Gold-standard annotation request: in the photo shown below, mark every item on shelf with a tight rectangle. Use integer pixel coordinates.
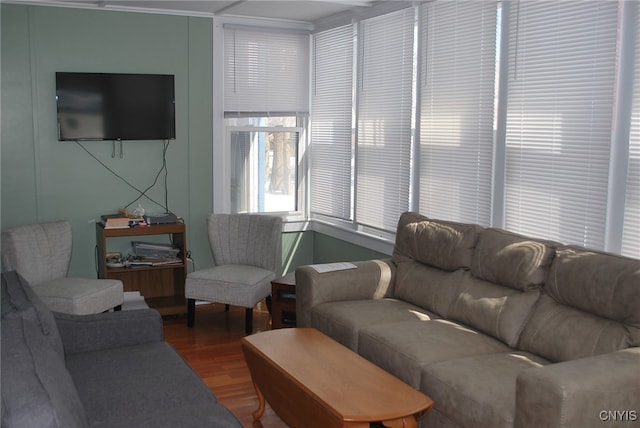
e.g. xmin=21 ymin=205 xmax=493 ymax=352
xmin=106 ymin=252 xmax=124 ymax=268
xmin=132 ymin=241 xmax=181 ymax=259
xmin=101 ymin=215 xmax=131 ymax=229
xmin=145 ymin=212 xmax=178 ymax=225
xmin=126 ymin=255 xmax=181 ymax=267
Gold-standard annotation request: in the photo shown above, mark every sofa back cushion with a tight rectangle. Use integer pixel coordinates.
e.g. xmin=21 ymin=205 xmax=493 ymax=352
xmin=448 ymin=272 xmax=542 ymax=347
xmin=519 ymin=246 xmax=640 ymax=362
xmin=442 ymin=229 xmax=555 ymax=347
xmin=1 ymin=274 xmax=88 ymax=428
xmin=1 ymin=271 xmax=64 ymax=357
xmin=394 ymin=262 xmax=466 ymax=318
xmin=393 ymin=212 xmax=481 ymax=271
xmin=471 ymin=228 xmax=557 ymax=291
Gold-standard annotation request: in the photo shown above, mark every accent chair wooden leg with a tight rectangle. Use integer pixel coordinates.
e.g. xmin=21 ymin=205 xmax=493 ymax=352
xmin=225 ymin=304 xmax=230 ymax=312
xmin=245 ymin=307 xmax=253 ymax=335
xmin=187 ymin=298 xmax=196 ymax=327
xmin=114 ymin=305 xmax=122 ymax=311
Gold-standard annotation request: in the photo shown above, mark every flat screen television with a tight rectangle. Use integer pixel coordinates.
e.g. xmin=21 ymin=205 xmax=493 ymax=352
xmin=56 ymin=72 xmax=176 ymax=141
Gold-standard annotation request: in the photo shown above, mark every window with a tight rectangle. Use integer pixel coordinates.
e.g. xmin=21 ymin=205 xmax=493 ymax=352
xmin=228 ymin=117 xmax=301 ymax=213
xmin=223 ymin=26 xmax=309 ymax=214
xmin=308 ymin=0 xmax=639 ymax=255
xmin=504 ymin=1 xmax=619 ymax=248
xmin=418 ymin=1 xmax=497 ymax=224
xmin=622 ymin=2 xmax=640 ymax=258
xmin=356 ymin=8 xmax=415 ymax=232
xmin=311 ymin=24 xmax=354 ymax=221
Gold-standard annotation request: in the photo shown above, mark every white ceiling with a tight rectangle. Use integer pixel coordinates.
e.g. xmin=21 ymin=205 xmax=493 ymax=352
xmin=9 ymin=0 xmax=383 ymax=23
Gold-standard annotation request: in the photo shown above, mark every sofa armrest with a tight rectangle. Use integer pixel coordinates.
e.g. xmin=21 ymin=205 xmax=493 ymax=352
xmin=295 ymin=259 xmax=396 ymax=327
xmin=55 ymin=308 xmax=163 ymax=355
xmin=515 ymin=347 xmax=640 ymax=427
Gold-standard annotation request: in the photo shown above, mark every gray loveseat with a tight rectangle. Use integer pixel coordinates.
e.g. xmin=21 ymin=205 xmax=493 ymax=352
xmin=296 ymin=211 xmax=640 ymax=428
xmin=1 ymin=270 xmax=242 ymax=428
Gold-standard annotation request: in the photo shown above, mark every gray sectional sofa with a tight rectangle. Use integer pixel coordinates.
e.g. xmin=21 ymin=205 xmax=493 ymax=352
xmin=296 ymin=211 xmax=640 ymax=428
xmin=1 ymin=270 xmax=242 ymax=428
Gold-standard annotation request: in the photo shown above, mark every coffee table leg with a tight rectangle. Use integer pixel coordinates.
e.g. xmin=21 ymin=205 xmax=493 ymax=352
xmin=251 ymin=382 xmax=266 ymax=421
xmin=382 ymin=416 xmax=417 ymax=428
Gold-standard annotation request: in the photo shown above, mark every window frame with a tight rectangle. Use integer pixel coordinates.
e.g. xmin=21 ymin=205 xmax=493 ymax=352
xmin=226 ymin=121 xmax=305 ymax=215
xmin=213 ymin=16 xmax=311 ymax=224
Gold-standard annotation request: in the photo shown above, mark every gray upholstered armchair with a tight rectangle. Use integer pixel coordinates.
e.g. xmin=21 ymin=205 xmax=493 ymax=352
xmin=185 ymin=213 xmax=282 ymax=335
xmin=1 ymin=220 xmax=123 ymax=314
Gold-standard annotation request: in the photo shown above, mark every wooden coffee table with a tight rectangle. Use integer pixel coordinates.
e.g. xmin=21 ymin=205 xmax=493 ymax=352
xmin=241 ymin=328 xmax=434 ymax=428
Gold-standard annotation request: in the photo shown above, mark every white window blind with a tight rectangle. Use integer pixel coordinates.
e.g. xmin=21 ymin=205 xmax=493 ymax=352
xmin=356 ymin=8 xmax=415 ymax=231
xmin=418 ymin=1 xmax=497 ymax=225
xmin=310 ymin=24 xmax=354 ymax=220
xmin=504 ymin=1 xmax=619 ymax=248
xmin=224 ymin=28 xmax=309 ymax=114
xmin=622 ymin=7 xmax=640 ymax=258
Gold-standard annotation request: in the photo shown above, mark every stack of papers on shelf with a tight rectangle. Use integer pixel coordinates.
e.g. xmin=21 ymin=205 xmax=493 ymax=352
xmin=132 ymin=241 xmax=180 ymax=259
xmin=125 ymin=258 xmax=181 ymax=267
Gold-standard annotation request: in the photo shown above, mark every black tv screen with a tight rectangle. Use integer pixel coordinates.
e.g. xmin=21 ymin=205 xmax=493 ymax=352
xmin=56 ymin=72 xmax=176 ymax=141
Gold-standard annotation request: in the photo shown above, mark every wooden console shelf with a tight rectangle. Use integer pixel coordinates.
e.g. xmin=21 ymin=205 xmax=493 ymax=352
xmin=96 ymin=222 xmax=187 ymax=316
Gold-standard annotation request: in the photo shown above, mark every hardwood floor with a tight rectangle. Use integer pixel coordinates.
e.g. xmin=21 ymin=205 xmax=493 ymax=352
xmin=163 ymin=302 xmax=289 ymax=428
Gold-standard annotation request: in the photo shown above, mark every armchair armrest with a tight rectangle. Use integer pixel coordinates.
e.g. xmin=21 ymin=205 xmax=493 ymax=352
xmin=295 ymin=259 xmax=396 ymax=327
xmin=55 ymin=308 xmax=163 ymax=355
xmin=515 ymin=348 xmax=640 ymax=427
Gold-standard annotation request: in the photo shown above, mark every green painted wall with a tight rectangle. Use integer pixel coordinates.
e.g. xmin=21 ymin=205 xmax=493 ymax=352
xmin=0 ymin=4 xmax=386 ymax=280
xmin=1 ymin=4 xmax=215 ymax=277
xmin=282 ymin=231 xmax=314 ymax=275
xmin=312 ymin=232 xmax=390 ymax=264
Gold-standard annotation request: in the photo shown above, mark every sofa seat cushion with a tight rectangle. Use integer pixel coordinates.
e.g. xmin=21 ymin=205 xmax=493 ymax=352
xmin=311 ymin=298 xmax=436 ymax=350
xmin=358 ymin=319 xmax=511 ymax=388
xmin=65 ymin=342 xmax=241 ymax=428
xmin=420 ymin=352 xmax=549 ymax=428
xmin=186 ymin=264 xmax=274 ymax=307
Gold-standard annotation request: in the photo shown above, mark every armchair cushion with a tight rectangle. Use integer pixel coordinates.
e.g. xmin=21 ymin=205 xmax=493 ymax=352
xmin=33 ymin=277 xmax=123 ymax=316
xmin=186 ymin=264 xmax=274 ymax=307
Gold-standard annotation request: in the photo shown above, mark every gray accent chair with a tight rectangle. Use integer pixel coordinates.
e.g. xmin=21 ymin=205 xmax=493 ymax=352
xmin=186 ymin=213 xmax=282 ymax=335
xmin=1 ymin=220 xmax=123 ymax=315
